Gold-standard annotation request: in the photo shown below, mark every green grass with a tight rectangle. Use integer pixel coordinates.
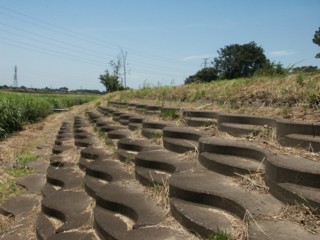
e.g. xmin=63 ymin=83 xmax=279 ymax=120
xmin=207 ymin=229 xmax=230 ymax=240
xmin=7 ymin=152 xmax=37 ymax=178
xmin=151 ymin=131 xmax=163 ymax=139
xmin=161 ymin=109 xmax=179 ymax=120
xmin=93 ymin=125 xmax=114 ymax=147
xmin=104 ymin=135 xmax=114 ymax=147
xmin=0 ymin=151 xmax=37 ymax=208
xmin=0 ymin=91 xmax=97 ymax=139
xmin=0 ymin=151 xmax=37 ymax=209
xmin=0 ymin=178 xmax=25 ymax=206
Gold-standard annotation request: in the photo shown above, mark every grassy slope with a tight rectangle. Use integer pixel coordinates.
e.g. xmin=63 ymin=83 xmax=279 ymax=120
xmin=104 ymin=73 xmax=320 ymax=121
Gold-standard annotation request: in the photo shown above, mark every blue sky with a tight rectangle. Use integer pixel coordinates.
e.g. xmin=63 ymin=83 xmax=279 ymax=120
xmin=0 ymin=0 xmax=319 ymax=90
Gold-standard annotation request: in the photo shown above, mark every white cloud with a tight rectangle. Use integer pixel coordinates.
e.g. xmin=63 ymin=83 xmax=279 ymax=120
xmin=269 ymin=50 xmax=297 ymax=57
xmin=181 ymin=55 xmax=211 ymax=61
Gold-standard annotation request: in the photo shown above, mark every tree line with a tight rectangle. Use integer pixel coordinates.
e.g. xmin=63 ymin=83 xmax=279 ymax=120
xmin=99 ymin=27 xmax=320 ymax=91
xmin=185 ymin=27 xmax=320 ymax=84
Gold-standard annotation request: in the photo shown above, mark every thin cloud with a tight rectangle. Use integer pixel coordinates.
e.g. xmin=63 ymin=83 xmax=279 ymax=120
xmin=181 ymin=55 xmax=211 ymax=61
xmin=269 ymin=50 xmax=297 ymax=57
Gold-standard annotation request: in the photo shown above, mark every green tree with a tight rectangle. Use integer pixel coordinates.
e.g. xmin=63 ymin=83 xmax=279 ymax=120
xmin=99 ymin=59 xmax=124 ymax=93
xmin=185 ymin=67 xmax=219 ymax=84
xmin=254 ymin=60 xmax=287 ymax=77
xmin=292 ymin=65 xmax=319 ymax=73
xmin=213 ymin=41 xmax=268 ymax=79
xmin=313 ymin=27 xmax=320 ymax=58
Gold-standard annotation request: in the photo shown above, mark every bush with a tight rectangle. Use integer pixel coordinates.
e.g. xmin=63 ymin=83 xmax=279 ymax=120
xmin=0 ymin=91 xmax=96 ymax=139
xmin=185 ymin=67 xmax=219 ymax=84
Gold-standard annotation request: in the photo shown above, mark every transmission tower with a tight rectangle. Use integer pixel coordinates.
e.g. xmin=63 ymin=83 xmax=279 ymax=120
xmin=202 ymin=58 xmax=208 ymax=68
xmin=13 ymin=65 xmax=18 ymax=88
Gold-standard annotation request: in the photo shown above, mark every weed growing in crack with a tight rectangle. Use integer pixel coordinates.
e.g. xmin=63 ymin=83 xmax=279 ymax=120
xmin=98 ymin=129 xmax=106 ymax=139
xmin=247 ymin=125 xmax=275 ymax=143
xmin=0 ymin=178 xmax=25 ymax=206
xmin=149 ymin=178 xmax=170 ymax=213
xmin=122 ymin=154 xmax=135 ymax=174
xmin=281 ymin=107 xmax=293 ymax=119
xmin=207 ymin=229 xmax=230 ymax=240
xmin=104 ymin=136 xmax=114 ymax=147
xmin=150 ymin=131 xmax=163 ymax=145
xmin=161 ymin=109 xmax=179 ymax=120
xmin=93 ymin=125 xmax=114 ymax=147
xmin=152 ymin=131 xmax=162 ymax=139
xmin=7 ymin=152 xmax=37 ymax=178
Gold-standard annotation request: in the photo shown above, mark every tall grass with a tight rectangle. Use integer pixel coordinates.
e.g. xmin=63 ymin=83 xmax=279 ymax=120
xmin=0 ymin=91 xmax=96 ymax=139
xmin=106 ymin=73 xmax=320 ymax=109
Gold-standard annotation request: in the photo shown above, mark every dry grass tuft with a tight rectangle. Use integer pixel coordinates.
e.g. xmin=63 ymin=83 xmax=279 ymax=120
xmin=261 ymin=204 xmax=320 ymax=234
xmin=234 ymin=172 xmax=269 ymax=194
xmin=0 ymin=214 xmax=14 ymax=235
xmin=230 ymin=216 xmax=248 ymax=240
xmin=144 ymin=177 xmax=170 ymax=214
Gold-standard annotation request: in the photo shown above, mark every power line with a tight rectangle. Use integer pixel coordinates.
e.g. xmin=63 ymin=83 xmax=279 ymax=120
xmin=0 ymin=39 xmax=106 ymax=66
xmin=0 ymin=3 xmax=198 ymax=87
xmin=0 ymin=5 xmax=195 ymax=68
xmin=0 ymin=25 xmax=193 ymax=73
xmin=0 ymin=39 xmax=187 ymax=79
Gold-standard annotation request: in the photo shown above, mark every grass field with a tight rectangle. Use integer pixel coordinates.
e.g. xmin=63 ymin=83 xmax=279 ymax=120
xmin=104 ymin=73 xmax=320 ymax=120
xmin=0 ymin=91 xmax=97 ymax=139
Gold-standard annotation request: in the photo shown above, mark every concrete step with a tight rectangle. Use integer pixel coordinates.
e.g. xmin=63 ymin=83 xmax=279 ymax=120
xmin=170 ymin=197 xmax=236 ymax=238
xmin=169 ymin=170 xmax=283 ymax=219
xmin=134 ymin=149 xmax=197 ymax=186
xmin=265 ymin=154 xmax=320 ymax=211
xmin=183 ymin=110 xmax=218 ymax=127
xmin=95 ymin=182 xmax=165 ymax=228
xmin=41 ymin=190 xmax=92 ymax=233
xmin=199 ymin=137 xmax=267 ymax=176
xmin=1 ymin=194 xmax=40 ymax=217
xmin=141 ymin=120 xmax=171 ymax=138
xmin=107 ymin=129 xmax=131 ymax=140
xmin=163 ymin=126 xmax=209 ymax=153
xmin=276 ymin=119 xmax=320 ymax=152
xmin=16 ymin=174 xmax=46 ymax=194
xmin=217 ymin=113 xmax=276 ymax=137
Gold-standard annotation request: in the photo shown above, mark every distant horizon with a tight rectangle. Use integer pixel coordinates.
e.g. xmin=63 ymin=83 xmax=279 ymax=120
xmin=0 ymin=83 xmax=104 ymax=92
xmin=0 ymin=0 xmax=319 ymax=90
xmin=2 ymin=64 xmax=320 ymax=92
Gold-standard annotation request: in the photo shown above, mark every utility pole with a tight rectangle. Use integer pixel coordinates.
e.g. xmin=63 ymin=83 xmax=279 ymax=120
xmin=122 ymin=51 xmax=127 ymax=89
xmin=13 ymin=65 xmax=18 ymax=88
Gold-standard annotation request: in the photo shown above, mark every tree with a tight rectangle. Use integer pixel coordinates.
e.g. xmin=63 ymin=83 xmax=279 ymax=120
xmin=313 ymin=27 xmax=320 ymax=58
xmin=185 ymin=67 xmax=219 ymax=84
xmin=254 ymin=60 xmax=287 ymax=77
xmin=99 ymin=59 xmax=124 ymax=93
xmin=292 ymin=65 xmax=319 ymax=73
xmin=213 ymin=41 xmax=268 ymax=79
